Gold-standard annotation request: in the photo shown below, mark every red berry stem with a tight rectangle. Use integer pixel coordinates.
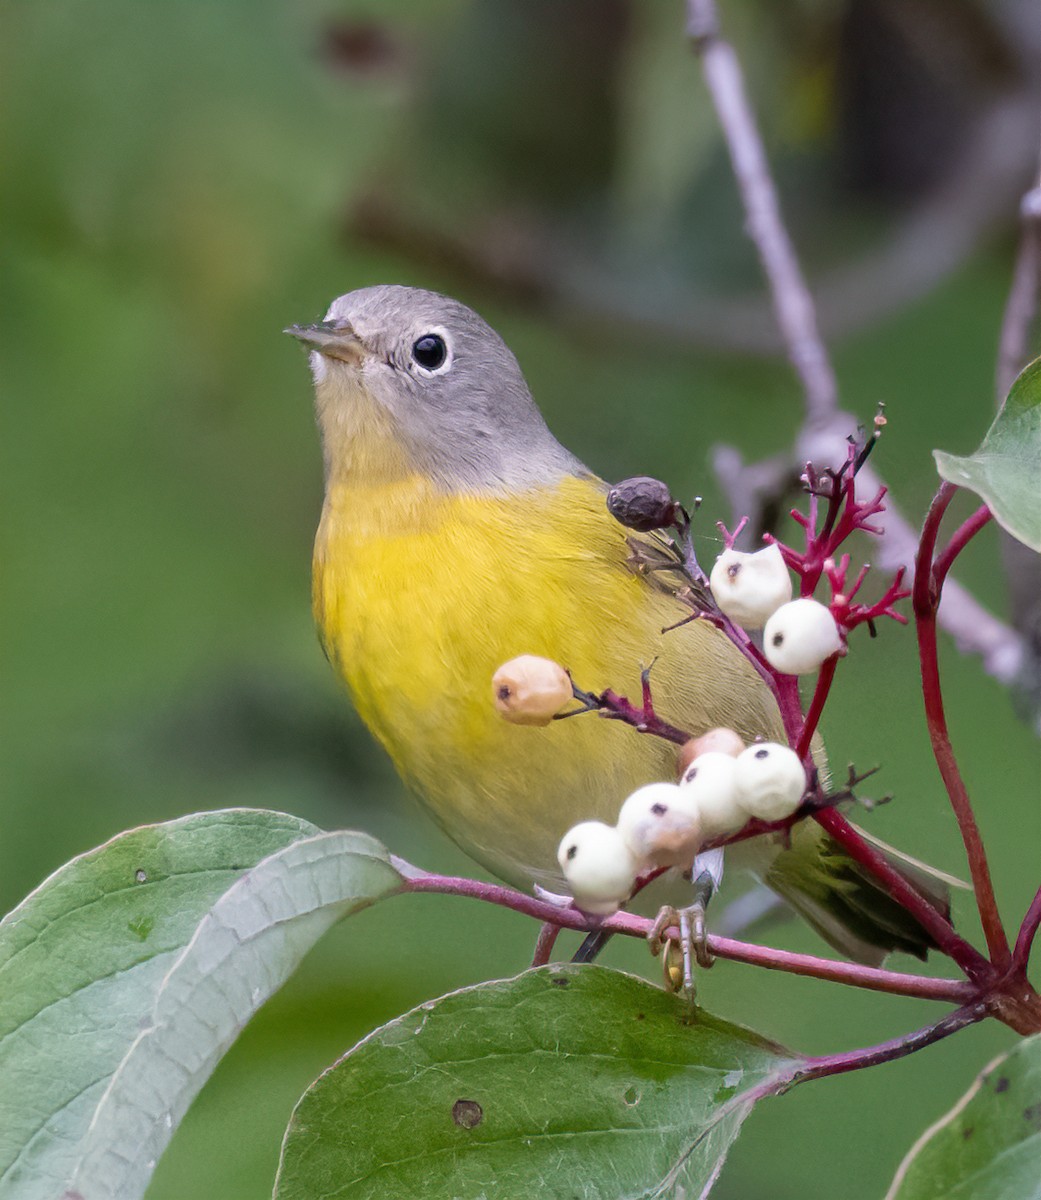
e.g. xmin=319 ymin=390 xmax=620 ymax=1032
xmin=1013 ymin=884 xmax=1041 ymax=972
xmin=796 ymin=653 xmax=838 ymax=759
xmin=914 ymin=482 xmax=1011 ymax=968
xmin=932 ymin=503 xmax=993 ymax=591
xmin=813 ymin=806 xmax=991 ymax=980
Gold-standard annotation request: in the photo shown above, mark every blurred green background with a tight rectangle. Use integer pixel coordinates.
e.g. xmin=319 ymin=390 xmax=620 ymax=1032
xmin=2 ymin=0 xmax=1039 ymax=1196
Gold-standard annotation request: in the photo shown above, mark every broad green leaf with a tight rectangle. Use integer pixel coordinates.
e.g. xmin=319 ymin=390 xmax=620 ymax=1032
xmin=65 ymin=827 xmax=401 ymax=1200
xmin=934 ymin=357 xmax=1041 ymax=551
xmin=0 ymin=809 xmax=315 ymax=1199
xmin=0 ymin=810 xmax=403 ymax=1200
xmin=886 ymin=1034 xmax=1041 ymax=1200
xmin=274 ymin=964 xmax=799 ymax=1200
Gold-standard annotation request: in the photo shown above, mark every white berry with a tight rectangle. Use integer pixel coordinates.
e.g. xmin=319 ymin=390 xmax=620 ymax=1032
xmin=616 ymin=782 xmax=702 ymax=870
xmin=557 ymin=821 xmax=639 ymax=915
xmin=492 ymin=655 xmax=573 ymax=725
xmin=734 ymin=742 xmax=806 ymax=822
xmin=709 ymin=543 xmax=793 ymax=629
xmin=763 ymin=598 xmax=842 ymax=675
xmin=678 ymin=751 xmax=745 ymax=838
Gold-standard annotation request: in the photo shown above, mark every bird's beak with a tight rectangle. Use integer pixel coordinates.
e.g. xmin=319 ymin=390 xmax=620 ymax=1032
xmin=284 ymin=320 xmax=367 ymax=366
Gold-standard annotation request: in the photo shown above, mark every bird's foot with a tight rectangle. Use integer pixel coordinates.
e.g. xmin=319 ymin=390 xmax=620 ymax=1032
xmin=648 ymin=899 xmax=714 ymax=995
xmin=647 ymin=864 xmax=719 ymax=995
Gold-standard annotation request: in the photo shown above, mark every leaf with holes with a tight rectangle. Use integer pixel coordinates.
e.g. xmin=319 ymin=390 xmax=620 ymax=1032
xmin=0 ymin=810 xmax=402 ymax=1200
xmin=274 ymin=964 xmax=799 ymax=1200
xmin=934 ymin=357 xmax=1041 ymax=551
xmin=885 ymin=1034 xmax=1041 ymax=1200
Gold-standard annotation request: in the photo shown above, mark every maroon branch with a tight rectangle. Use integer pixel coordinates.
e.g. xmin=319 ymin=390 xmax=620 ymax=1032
xmin=562 ymin=669 xmax=691 ymax=746
xmin=659 ymin=1000 xmax=987 ymax=1192
xmin=791 ymin=1001 xmax=988 ymax=1086
xmin=391 ymin=860 xmax=972 ymax=1005
xmin=796 ymin=655 xmax=838 ymax=759
xmin=814 ymin=805 xmax=990 ymax=981
xmin=1014 ymin=885 xmax=1041 ymax=972
xmin=531 ymin=922 xmax=562 ymax=968
xmin=914 ymin=483 xmax=1011 ymax=968
xmin=933 ymin=505 xmax=994 ymax=591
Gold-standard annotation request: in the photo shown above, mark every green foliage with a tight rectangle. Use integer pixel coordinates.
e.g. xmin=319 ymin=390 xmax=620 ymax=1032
xmin=885 ymin=1034 xmax=1041 ymax=1200
xmin=0 ymin=812 xmax=401 ymax=1200
xmin=934 ymin=358 xmax=1041 ymax=552
xmin=274 ymin=964 xmax=798 ymax=1200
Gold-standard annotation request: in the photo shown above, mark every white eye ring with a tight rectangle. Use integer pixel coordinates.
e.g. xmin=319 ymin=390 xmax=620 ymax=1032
xmin=410 ymin=328 xmax=452 ymax=376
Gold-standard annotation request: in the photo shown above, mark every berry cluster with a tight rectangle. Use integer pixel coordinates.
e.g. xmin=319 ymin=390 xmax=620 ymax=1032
xmin=554 ymin=734 xmax=806 ymax=916
xmin=490 ymin=437 xmax=910 ymax=918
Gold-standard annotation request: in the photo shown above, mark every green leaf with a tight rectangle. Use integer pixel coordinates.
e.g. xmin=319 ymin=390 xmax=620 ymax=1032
xmin=274 ymin=964 xmax=799 ymax=1200
xmin=885 ymin=1034 xmax=1041 ymax=1200
xmin=0 ymin=810 xmax=402 ymax=1200
xmin=934 ymin=357 xmax=1041 ymax=551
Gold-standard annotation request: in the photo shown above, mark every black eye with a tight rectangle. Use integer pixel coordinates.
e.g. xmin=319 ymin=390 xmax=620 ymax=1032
xmin=412 ymin=333 xmax=447 ymax=371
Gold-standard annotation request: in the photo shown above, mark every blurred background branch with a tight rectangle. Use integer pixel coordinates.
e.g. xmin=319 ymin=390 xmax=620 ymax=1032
xmin=682 ymin=0 xmax=1036 ymax=700
xmin=343 ymin=0 xmax=1039 ymax=353
xmin=996 ymin=166 xmax=1041 ymax=717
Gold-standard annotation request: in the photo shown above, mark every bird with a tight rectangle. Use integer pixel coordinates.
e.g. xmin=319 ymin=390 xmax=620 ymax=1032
xmin=287 ymin=284 xmax=950 ymax=965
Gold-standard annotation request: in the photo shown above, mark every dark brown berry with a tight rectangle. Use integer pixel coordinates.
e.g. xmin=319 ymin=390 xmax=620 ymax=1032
xmin=606 ymin=477 xmax=681 ymax=532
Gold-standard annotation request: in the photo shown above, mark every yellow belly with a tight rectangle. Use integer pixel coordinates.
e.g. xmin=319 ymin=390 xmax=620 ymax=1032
xmin=314 ymin=473 xmax=782 ymax=890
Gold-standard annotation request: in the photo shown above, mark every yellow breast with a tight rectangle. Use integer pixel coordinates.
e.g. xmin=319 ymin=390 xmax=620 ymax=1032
xmin=314 ymin=472 xmax=781 ymax=889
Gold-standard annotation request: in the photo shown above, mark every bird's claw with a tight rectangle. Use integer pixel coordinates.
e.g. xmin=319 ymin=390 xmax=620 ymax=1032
xmin=647 ymin=899 xmax=715 ymax=995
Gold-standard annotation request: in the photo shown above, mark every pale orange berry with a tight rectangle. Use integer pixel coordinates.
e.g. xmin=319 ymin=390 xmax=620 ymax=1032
xmin=492 ymin=655 xmax=573 ymax=726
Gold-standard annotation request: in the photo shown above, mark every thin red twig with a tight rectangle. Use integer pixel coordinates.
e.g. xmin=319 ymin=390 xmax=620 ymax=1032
xmin=394 ymin=867 xmax=975 ymax=1003
xmin=663 ymin=1000 xmax=987 ymax=1187
xmin=932 ymin=505 xmax=993 ymax=591
xmin=701 ymin=934 xmax=972 ymax=1003
xmin=915 ymin=484 xmax=1011 ymax=968
xmin=1013 ymin=885 xmax=1041 ymax=971
xmin=793 ymin=1001 xmax=988 ymax=1085
xmin=813 ymin=807 xmax=990 ymax=980
xmin=796 ymin=654 xmax=838 ymax=759
xmin=531 ymin=922 xmax=561 ymax=967
xmin=564 ymin=685 xmax=691 ymax=746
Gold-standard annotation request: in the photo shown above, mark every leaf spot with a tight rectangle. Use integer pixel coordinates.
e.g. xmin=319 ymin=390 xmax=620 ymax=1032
xmin=134 ymin=869 xmax=148 ymax=883
xmin=994 ymin=1075 xmax=1010 ymax=1093
xmin=452 ymin=1099 xmax=483 ymax=1129
xmin=623 ymin=1086 xmax=640 ymax=1106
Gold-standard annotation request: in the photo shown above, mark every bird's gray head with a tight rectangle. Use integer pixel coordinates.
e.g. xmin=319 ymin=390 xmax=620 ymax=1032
xmin=286 ymin=285 xmax=583 ymax=493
